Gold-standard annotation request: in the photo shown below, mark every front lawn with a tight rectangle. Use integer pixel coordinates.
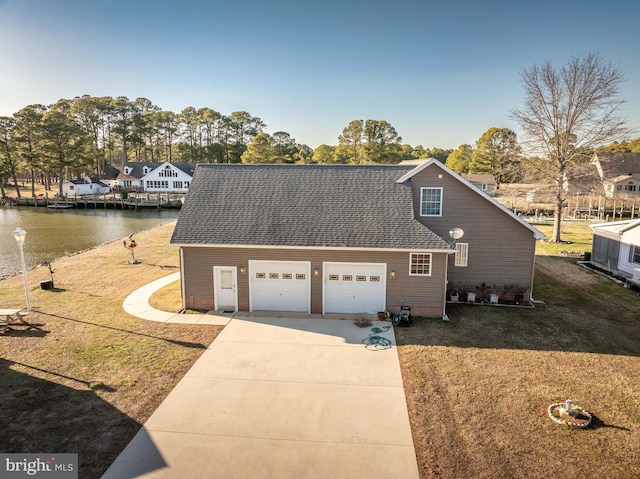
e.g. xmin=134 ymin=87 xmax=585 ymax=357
xmin=396 ymin=220 xmax=640 ymax=479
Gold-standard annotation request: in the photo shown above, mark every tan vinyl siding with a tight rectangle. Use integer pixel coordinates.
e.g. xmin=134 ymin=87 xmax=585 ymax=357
xmin=180 ymin=246 xmax=448 ymax=314
xmin=409 ymin=165 xmax=537 ymax=298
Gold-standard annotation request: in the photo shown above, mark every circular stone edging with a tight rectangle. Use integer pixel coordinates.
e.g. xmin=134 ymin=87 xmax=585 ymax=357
xmin=548 ymin=402 xmax=592 ymax=428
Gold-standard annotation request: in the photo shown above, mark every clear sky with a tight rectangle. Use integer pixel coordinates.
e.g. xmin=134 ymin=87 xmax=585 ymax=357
xmin=0 ymin=0 xmax=638 ymax=150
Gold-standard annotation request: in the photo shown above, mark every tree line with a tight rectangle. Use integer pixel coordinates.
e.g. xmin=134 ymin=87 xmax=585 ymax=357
xmin=1 ymin=51 xmax=638 ymax=227
xmin=0 ymin=95 xmax=456 ymax=197
xmin=0 ymin=96 xmax=271 ymax=196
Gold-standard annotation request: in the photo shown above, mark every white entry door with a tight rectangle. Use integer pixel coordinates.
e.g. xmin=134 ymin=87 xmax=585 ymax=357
xmin=324 ymin=262 xmax=386 ymax=314
xmin=213 ymin=266 xmax=238 ymax=311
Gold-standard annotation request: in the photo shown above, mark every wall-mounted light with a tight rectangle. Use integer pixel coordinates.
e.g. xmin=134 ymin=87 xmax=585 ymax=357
xmin=313 ymin=268 xmax=319 ymax=277
xmin=390 ymin=271 xmax=396 ymax=279
xmin=239 ymin=266 xmax=246 ymax=275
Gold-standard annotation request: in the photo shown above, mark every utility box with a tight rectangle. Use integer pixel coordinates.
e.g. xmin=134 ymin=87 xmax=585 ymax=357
xmin=40 ymin=280 xmax=54 ymax=290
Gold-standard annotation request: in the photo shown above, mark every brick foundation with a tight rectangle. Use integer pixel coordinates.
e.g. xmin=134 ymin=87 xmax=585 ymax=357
xmin=387 ymin=305 xmax=443 ymax=318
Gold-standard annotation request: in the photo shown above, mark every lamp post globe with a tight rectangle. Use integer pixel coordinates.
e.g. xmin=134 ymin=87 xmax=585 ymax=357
xmin=12 ymin=227 xmax=31 ymax=311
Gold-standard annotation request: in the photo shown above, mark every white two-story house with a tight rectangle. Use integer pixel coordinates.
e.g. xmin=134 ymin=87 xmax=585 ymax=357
xmin=142 ymin=162 xmax=195 ymax=193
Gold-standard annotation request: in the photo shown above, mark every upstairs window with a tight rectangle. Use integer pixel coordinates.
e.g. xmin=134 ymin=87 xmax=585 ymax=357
xmin=420 ymin=187 xmax=442 ymax=216
xmin=455 ymin=243 xmax=468 ymax=267
xmin=410 ymin=253 xmax=432 ymax=276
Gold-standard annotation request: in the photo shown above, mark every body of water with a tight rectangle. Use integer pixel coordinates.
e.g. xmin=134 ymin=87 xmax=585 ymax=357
xmin=0 ymin=206 xmax=180 ymax=277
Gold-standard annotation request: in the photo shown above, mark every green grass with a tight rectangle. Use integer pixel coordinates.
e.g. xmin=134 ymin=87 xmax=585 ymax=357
xmin=533 ymin=220 xmax=594 ymax=256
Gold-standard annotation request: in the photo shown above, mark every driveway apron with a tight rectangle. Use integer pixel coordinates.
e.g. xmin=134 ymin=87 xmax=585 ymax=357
xmin=102 ymin=316 xmax=419 ymax=478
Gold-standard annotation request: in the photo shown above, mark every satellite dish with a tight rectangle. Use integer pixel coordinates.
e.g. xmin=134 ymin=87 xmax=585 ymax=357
xmin=449 ymin=228 xmax=464 ymax=240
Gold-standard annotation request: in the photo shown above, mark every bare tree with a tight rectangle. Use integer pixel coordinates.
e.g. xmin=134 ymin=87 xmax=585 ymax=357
xmin=511 ymin=53 xmax=630 ymax=242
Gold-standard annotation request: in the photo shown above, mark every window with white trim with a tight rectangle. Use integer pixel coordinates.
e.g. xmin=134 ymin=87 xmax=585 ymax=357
xmin=455 ymin=243 xmax=468 ymax=267
xmin=629 ymin=244 xmax=640 ymax=265
xmin=420 ymin=187 xmax=442 ymax=216
xmin=410 ymin=253 xmax=432 ymax=276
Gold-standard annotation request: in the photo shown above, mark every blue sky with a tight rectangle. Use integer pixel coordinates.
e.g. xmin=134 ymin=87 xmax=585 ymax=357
xmin=0 ymin=0 xmax=638 ymax=149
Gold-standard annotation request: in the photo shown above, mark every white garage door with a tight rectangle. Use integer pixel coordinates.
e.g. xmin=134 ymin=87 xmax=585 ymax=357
xmin=324 ymin=262 xmax=386 ymax=314
xmin=249 ymin=260 xmax=310 ymax=312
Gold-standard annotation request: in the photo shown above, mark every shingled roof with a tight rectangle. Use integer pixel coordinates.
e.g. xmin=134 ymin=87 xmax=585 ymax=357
xmin=592 ymin=152 xmax=640 ymax=179
xmin=171 ymin=164 xmax=452 ymax=251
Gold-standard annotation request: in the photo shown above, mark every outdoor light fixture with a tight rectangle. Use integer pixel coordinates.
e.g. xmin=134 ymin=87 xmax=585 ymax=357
xmin=390 ymin=271 xmax=396 ymax=279
xmin=313 ymin=268 xmax=319 ymax=277
xmin=12 ymin=228 xmax=31 ymax=311
xmin=239 ymin=266 xmax=246 ymax=275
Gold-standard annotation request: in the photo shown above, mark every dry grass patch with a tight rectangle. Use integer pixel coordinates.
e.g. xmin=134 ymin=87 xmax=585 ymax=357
xmin=0 ymin=221 xmax=222 ymax=478
xmin=148 ymin=278 xmax=182 ymax=313
xmin=397 ymin=233 xmax=640 ymax=478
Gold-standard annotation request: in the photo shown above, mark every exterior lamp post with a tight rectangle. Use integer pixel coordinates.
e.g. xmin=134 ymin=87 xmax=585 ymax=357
xmin=12 ymin=227 xmax=31 ymax=311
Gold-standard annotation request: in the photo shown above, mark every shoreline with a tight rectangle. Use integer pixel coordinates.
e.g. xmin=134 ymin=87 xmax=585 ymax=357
xmin=0 ymin=219 xmax=178 ymax=281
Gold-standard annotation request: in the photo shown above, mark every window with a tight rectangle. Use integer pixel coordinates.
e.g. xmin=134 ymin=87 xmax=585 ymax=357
xmin=159 ymin=165 xmax=178 ymax=178
xmin=629 ymin=244 xmax=640 ymax=265
xmin=147 ymin=180 xmax=169 ymax=189
xmin=410 ymin=253 xmax=432 ymax=276
xmin=420 ymin=187 xmax=442 ymax=216
xmin=482 ymin=184 xmax=488 ymax=191
xmin=455 ymin=243 xmax=468 ymax=267
xmin=220 ymin=270 xmax=233 ymax=289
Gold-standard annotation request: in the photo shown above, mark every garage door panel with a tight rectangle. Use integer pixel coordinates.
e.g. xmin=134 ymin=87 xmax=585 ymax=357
xmin=250 ymin=261 xmax=310 ymax=312
xmin=324 ymin=263 xmax=386 ymax=314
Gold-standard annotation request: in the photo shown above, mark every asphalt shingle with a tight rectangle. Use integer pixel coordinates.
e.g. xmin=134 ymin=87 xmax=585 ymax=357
xmin=170 ymin=164 xmax=451 ymax=250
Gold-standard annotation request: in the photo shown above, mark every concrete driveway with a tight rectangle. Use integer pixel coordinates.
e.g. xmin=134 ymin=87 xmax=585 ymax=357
xmin=102 ymin=315 xmax=419 ymax=478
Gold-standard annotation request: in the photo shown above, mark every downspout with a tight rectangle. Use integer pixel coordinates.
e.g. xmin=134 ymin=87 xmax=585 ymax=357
xmin=179 ymin=247 xmax=186 ymax=310
xmin=529 ymin=247 xmax=537 ymax=302
xmin=442 ymin=253 xmax=450 ymax=321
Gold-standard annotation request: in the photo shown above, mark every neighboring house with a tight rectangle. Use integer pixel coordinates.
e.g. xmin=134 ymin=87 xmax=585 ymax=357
xmin=110 ymin=162 xmax=161 ymax=191
xmin=460 ymin=173 xmax=498 ymax=196
xmin=141 ymin=162 xmax=195 ymax=193
xmin=591 ymin=152 xmax=640 ymax=198
xmin=62 ymin=178 xmax=110 ymax=196
xmin=590 ymin=219 xmax=640 ymax=286
xmin=602 ymin=174 xmax=640 ymax=198
xmin=170 ymin=160 xmax=544 ymax=316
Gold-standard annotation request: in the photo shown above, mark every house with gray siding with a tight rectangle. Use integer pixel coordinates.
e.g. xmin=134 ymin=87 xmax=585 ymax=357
xmin=170 ymin=159 xmax=544 ymax=317
xmin=591 ymin=152 xmax=640 ymax=198
xmin=460 ymin=173 xmax=498 ymax=196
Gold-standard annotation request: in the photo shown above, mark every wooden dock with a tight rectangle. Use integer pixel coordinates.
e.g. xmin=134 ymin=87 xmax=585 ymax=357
xmin=14 ymin=192 xmax=184 ymax=210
